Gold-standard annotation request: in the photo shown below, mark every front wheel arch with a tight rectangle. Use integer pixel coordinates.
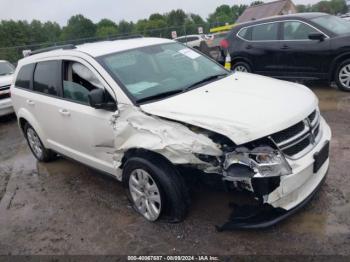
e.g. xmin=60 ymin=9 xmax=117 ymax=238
xmin=334 ymin=58 xmax=350 ymax=92
xmin=231 ymin=57 xmax=253 ymax=72
xmin=122 ymin=150 xmax=190 ymax=222
xmin=329 ymin=53 xmax=350 ymax=81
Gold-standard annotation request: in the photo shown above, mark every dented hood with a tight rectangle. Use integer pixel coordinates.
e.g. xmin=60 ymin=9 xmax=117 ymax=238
xmin=140 ymin=73 xmax=318 ymax=145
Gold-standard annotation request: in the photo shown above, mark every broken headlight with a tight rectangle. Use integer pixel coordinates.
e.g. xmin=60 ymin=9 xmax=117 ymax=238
xmin=224 ymin=146 xmax=292 ymax=178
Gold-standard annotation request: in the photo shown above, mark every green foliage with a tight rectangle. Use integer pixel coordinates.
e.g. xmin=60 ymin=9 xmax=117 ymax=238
xmin=118 ymin=20 xmax=135 ymax=35
xmin=61 ymin=14 xmax=96 ymax=41
xmin=250 ymin=1 xmax=264 ymax=6
xmin=0 ymin=0 xmax=348 ymax=62
xmin=297 ymin=0 xmax=347 ymax=14
xmin=208 ymin=4 xmax=248 ymax=26
xmin=96 ymin=19 xmax=118 ymax=38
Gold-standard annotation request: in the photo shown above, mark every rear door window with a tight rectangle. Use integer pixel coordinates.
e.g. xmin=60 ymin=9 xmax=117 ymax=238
xmin=15 ymin=64 xmax=35 ymax=89
xmin=251 ymin=23 xmax=279 ymax=41
xmin=33 ymin=61 xmax=61 ymax=96
xmin=237 ymin=28 xmax=251 ymax=40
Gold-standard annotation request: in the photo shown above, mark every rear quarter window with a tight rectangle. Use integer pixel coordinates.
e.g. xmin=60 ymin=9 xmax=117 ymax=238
xmin=33 ymin=61 xmax=61 ymax=96
xmin=15 ymin=64 xmax=35 ymax=89
xmin=237 ymin=27 xmax=252 ymax=41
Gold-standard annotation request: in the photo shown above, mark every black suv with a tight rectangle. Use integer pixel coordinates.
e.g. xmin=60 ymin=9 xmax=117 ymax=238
xmin=222 ymin=12 xmax=350 ymax=92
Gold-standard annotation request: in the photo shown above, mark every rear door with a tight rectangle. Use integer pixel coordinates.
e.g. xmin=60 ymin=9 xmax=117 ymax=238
xmin=30 ymin=60 xmax=65 ymax=145
xmin=244 ymin=22 xmax=282 ymax=75
xmin=277 ymin=20 xmax=331 ymax=79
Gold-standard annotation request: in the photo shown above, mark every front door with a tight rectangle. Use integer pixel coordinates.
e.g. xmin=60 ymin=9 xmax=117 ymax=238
xmin=276 ymin=20 xmax=331 ymax=79
xmin=51 ymin=59 xmax=117 ymax=175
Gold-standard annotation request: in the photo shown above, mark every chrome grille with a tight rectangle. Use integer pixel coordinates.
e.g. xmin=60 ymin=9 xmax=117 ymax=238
xmin=271 ymin=110 xmax=321 ymax=159
xmin=0 ymin=85 xmax=10 ymax=100
xmin=0 ymin=85 xmax=10 ymax=91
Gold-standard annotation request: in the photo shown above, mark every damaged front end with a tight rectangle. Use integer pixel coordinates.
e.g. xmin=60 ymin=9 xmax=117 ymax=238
xmin=111 ymin=105 xmax=330 ymax=230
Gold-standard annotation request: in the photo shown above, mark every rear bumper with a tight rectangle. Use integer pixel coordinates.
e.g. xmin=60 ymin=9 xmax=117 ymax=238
xmin=0 ymin=98 xmax=14 ymax=116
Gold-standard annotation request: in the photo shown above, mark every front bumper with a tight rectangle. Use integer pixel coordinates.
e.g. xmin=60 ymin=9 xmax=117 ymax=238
xmin=218 ymin=117 xmax=331 ymax=230
xmin=0 ymin=98 xmax=14 ymax=116
xmin=267 ymin=117 xmax=331 ymax=211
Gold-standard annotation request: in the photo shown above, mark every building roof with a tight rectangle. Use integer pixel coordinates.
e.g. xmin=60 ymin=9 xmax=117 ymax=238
xmin=236 ymin=0 xmax=295 ymax=23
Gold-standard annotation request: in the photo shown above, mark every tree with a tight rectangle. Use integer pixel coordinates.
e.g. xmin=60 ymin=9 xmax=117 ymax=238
xmin=250 ymin=1 xmax=264 ymax=6
xmin=166 ymin=9 xmax=187 ymax=26
xmin=42 ymin=22 xmax=61 ymax=42
xmin=149 ymin=13 xmax=164 ymax=21
xmin=297 ymin=0 xmax=347 ymax=14
xmin=61 ymin=15 xmax=96 ymax=41
xmin=208 ymin=5 xmax=235 ymax=26
xmin=96 ymin=19 xmax=118 ymax=38
xmin=118 ymin=20 xmax=134 ymax=35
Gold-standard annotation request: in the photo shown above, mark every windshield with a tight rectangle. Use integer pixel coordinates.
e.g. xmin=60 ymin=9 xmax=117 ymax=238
xmin=0 ymin=61 xmax=15 ymax=76
xmin=311 ymin=15 xmax=350 ymax=35
xmin=100 ymin=42 xmax=229 ymax=103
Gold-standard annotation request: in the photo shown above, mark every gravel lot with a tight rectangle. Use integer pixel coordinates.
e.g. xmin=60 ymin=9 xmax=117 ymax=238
xmin=0 ymin=84 xmax=349 ymax=255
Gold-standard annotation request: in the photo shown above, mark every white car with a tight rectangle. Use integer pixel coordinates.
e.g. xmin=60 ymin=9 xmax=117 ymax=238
xmin=0 ymin=60 xmax=15 ymax=116
xmin=11 ymin=38 xmax=331 ymax=229
xmin=175 ymin=34 xmax=206 ymax=49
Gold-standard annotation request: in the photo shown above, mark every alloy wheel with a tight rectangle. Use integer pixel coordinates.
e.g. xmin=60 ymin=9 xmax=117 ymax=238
xmin=26 ymin=128 xmax=43 ymax=159
xmin=234 ymin=65 xmax=248 ymax=72
xmin=338 ymin=64 xmax=350 ymax=90
xmin=128 ymin=169 xmax=162 ymax=221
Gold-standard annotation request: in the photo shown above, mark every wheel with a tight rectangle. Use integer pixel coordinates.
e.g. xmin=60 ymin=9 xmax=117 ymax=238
xmin=123 ymin=155 xmax=189 ymax=223
xmin=232 ymin=61 xmax=251 ymax=73
xmin=24 ymin=123 xmax=56 ymax=162
xmin=335 ymin=59 xmax=350 ymax=92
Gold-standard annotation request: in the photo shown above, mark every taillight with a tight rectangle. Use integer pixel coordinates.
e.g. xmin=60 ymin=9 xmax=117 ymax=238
xmin=220 ymin=39 xmax=229 ymax=49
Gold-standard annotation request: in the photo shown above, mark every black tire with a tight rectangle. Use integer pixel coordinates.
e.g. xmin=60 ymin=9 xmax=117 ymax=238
xmin=232 ymin=61 xmax=251 ymax=73
xmin=335 ymin=59 xmax=350 ymax=92
xmin=24 ymin=123 xmax=56 ymax=162
xmin=123 ymin=154 xmax=189 ymax=223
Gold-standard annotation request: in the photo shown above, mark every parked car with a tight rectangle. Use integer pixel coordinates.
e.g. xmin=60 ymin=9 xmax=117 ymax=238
xmin=11 ymin=38 xmax=331 ymax=228
xmin=340 ymin=13 xmax=350 ymax=21
xmin=221 ymin=12 xmax=350 ymax=92
xmin=175 ymin=34 xmax=206 ymax=49
xmin=0 ymin=60 xmax=15 ymax=116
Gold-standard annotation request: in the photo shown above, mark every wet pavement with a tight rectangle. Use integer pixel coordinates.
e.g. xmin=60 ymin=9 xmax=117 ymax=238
xmin=0 ymin=84 xmax=349 ymax=255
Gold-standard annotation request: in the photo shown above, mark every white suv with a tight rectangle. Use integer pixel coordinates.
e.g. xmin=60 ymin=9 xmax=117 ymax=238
xmin=11 ymin=38 xmax=331 ymax=229
xmin=0 ymin=60 xmax=15 ymax=116
xmin=174 ymin=34 xmax=206 ymax=49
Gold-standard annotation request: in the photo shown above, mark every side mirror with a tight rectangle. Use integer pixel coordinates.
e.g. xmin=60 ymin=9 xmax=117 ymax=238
xmin=88 ymin=89 xmax=118 ymax=111
xmin=308 ymin=33 xmax=325 ymax=41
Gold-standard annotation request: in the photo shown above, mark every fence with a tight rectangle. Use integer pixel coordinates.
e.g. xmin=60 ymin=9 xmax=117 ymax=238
xmin=0 ymin=22 xmax=227 ymax=64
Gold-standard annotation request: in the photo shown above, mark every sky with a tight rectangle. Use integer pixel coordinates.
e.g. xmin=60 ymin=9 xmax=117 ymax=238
xmin=0 ymin=0 xmax=321 ymax=26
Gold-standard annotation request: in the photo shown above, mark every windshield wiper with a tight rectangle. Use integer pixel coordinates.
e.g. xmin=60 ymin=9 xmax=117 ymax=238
xmin=137 ymin=89 xmax=184 ymax=103
xmin=183 ymin=73 xmax=229 ymax=92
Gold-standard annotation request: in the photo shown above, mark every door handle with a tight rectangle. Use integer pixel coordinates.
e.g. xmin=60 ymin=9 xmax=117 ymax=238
xmin=281 ymin=44 xmax=290 ymax=50
xmin=26 ymin=99 xmax=35 ymax=106
xmin=59 ymin=109 xmax=71 ymax=116
xmin=246 ymin=45 xmax=253 ymax=49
